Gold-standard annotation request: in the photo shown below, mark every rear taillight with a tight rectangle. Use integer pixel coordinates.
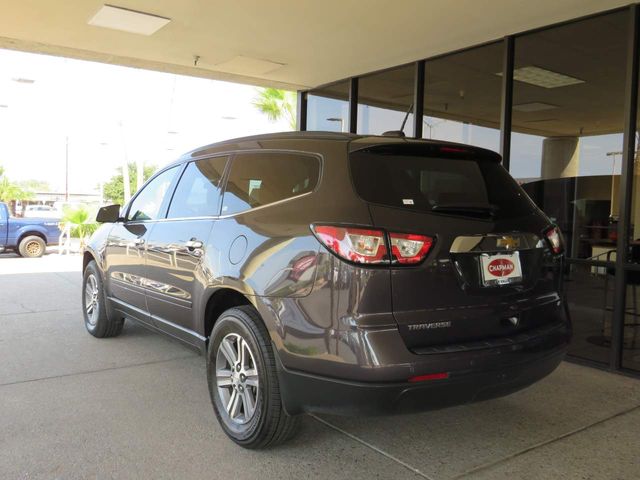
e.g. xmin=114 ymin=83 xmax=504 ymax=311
xmin=311 ymin=225 xmax=433 ymax=266
xmin=312 ymin=225 xmax=388 ymax=264
xmin=544 ymin=226 xmax=563 ymax=254
xmin=389 ymin=232 xmax=434 ymax=264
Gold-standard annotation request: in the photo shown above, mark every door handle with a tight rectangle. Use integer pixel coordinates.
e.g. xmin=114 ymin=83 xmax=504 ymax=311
xmin=185 ymin=239 xmax=203 ymax=249
xmin=134 ymin=238 xmax=146 ymax=246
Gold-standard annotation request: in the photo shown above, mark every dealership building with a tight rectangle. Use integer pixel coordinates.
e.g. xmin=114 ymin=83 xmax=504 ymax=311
xmin=2 ymin=1 xmax=639 ymax=375
xmin=296 ymin=5 xmax=640 ymax=376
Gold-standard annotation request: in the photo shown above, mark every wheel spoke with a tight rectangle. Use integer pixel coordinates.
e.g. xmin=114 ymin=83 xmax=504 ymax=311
xmin=242 ymin=388 xmax=255 ymax=418
xmin=220 ymin=338 xmax=238 ymax=366
xmin=229 ymin=389 xmax=242 ymax=418
xmin=225 ymin=389 xmax=237 ymax=415
xmin=238 ymin=337 xmax=246 ymax=367
xmin=216 ymin=369 xmax=233 ymax=387
xmin=244 ymin=368 xmax=259 ymax=388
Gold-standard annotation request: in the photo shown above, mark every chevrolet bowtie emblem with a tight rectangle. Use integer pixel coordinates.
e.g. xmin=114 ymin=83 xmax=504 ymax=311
xmin=497 ymin=236 xmax=520 ymax=250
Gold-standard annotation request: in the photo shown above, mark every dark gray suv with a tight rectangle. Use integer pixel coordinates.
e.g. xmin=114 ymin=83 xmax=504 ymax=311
xmin=83 ymin=132 xmax=571 ymax=448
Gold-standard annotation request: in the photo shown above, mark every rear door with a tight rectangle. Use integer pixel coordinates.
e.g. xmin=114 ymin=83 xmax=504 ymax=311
xmin=145 ymin=155 xmax=228 ymax=338
xmin=350 ymin=143 xmax=562 ymax=349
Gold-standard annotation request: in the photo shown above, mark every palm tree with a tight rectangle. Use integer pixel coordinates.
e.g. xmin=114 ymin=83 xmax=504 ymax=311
xmin=252 ymin=88 xmax=297 ymax=130
xmin=61 ymin=205 xmax=98 ymax=248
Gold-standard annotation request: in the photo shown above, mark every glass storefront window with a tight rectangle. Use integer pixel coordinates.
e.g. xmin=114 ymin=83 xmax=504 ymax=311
xmin=307 ymin=81 xmax=349 ymax=132
xmin=423 ymin=42 xmax=503 ymax=151
xmin=357 ymin=64 xmax=414 ymax=136
xmin=512 ymin=10 xmax=629 ymax=365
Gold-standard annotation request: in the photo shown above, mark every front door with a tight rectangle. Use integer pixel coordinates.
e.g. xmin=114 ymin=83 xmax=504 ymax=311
xmin=104 ymin=166 xmax=180 ymax=323
xmin=144 ymin=156 xmax=228 ymax=337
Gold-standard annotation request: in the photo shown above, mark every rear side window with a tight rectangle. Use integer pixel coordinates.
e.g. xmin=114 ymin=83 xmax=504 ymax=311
xmin=167 ymin=156 xmax=228 ymax=218
xmin=350 ymin=149 xmax=535 ymax=219
xmin=222 ymin=152 xmax=320 ymax=215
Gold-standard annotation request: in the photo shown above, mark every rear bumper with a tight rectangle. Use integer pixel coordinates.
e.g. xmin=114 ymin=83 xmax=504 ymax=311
xmin=276 ymin=321 xmax=570 ymax=416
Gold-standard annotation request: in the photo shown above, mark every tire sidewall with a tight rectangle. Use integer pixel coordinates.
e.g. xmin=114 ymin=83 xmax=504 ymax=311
xmin=207 ymin=310 xmax=271 ymax=445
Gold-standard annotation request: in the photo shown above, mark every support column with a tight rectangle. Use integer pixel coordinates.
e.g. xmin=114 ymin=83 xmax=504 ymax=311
xmin=413 ymin=61 xmax=425 ymax=138
xmin=500 ymin=36 xmax=515 ymax=171
xmin=348 ymin=77 xmax=358 ymax=134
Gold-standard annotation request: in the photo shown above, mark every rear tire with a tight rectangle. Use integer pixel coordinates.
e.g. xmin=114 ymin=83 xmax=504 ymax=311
xmin=207 ymin=305 xmax=299 ymax=449
xmin=83 ymin=260 xmax=124 ymax=338
xmin=18 ymin=235 xmax=45 ymax=258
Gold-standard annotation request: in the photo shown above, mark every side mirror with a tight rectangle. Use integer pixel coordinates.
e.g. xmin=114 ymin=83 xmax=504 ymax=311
xmin=96 ymin=204 xmax=121 ymax=223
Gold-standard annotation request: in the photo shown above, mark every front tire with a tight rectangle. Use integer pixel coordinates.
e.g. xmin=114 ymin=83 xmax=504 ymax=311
xmin=207 ymin=306 xmax=299 ymax=448
xmin=83 ymin=260 xmax=124 ymax=338
xmin=18 ymin=235 xmax=45 ymax=258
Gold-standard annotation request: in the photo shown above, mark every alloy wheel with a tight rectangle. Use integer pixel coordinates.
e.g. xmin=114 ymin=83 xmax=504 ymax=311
xmin=215 ymin=333 xmax=260 ymax=425
xmin=84 ymin=274 xmax=100 ymax=326
xmin=26 ymin=240 xmax=42 ymax=257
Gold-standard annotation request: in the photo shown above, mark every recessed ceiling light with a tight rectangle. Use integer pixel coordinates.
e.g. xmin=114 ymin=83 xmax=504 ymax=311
xmin=497 ymin=66 xmax=585 ymax=89
xmin=12 ymin=78 xmax=35 ymax=84
xmin=88 ymin=5 xmax=171 ymax=36
xmin=0 ymin=104 xmax=8 ymax=108
xmin=513 ymin=102 xmax=559 ymax=112
xmin=221 ymin=116 xmax=237 ymax=120
xmin=167 ymin=130 xmax=179 ymax=134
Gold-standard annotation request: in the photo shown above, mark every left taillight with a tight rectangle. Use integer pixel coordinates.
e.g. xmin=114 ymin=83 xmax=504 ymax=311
xmin=312 ymin=225 xmax=389 ymax=264
xmin=311 ymin=225 xmax=434 ymax=266
xmin=544 ymin=226 xmax=564 ymax=254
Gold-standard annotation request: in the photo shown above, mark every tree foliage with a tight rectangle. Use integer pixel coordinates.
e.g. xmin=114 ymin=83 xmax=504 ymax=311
xmin=61 ymin=205 xmax=98 ymax=239
xmin=252 ymin=88 xmax=297 ymax=130
xmin=0 ymin=166 xmax=33 ymax=204
xmin=103 ymin=163 xmax=157 ymax=206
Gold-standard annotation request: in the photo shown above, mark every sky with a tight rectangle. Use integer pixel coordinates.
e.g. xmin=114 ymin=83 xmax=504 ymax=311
xmin=0 ymin=49 xmax=291 ymax=194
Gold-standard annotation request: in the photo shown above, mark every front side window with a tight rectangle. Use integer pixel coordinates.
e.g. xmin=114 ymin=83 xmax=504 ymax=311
xmin=167 ymin=156 xmax=228 ymax=218
xmin=222 ymin=152 xmax=320 ymax=215
xmin=127 ymin=166 xmax=179 ymax=221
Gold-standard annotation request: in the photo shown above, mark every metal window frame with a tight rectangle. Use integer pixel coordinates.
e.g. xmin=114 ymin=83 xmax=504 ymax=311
xmin=612 ymin=4 xmax=640 ymax=370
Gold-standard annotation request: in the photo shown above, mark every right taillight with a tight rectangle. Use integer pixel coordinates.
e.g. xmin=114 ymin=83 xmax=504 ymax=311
xmin=544 ymin=226 xmax=563 ymax=254
xmin=389 ymin=232 xmax=434 ymax=264
xmin=311 ymin=225 xmax=434 ymax=266
xmin=312 ymin=225 xmax=388 ymax=264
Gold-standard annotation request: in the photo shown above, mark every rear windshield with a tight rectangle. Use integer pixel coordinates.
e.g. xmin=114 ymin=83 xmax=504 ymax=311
xmin=350 ymin=148 xmax=535 ymax=219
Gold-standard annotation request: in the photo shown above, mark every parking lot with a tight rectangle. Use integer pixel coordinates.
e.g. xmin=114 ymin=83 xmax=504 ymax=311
xmin=1 ymin=253 xmax=639 ymax=480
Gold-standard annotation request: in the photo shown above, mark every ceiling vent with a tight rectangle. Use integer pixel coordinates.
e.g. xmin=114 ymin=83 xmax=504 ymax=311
xmin=215 ymin=56 xmax=285 ymax=76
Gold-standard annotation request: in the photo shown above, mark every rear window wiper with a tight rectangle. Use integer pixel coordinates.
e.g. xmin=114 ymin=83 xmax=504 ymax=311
xmin=431 ymin=203 xmax=499 ymax=217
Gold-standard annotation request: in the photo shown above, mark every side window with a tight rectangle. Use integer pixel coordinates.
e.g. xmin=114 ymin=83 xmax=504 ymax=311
xmin=222 ymin=152 xmax=320 ymax=215
xmin=167 ymin=156 xmax=228 ymax=218
xmin=127 ymin=166 xmax=179 ymax=221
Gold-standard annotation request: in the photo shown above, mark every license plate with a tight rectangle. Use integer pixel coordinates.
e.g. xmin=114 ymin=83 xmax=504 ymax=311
xmin=480 ymin=252 xmax=522 ymax=286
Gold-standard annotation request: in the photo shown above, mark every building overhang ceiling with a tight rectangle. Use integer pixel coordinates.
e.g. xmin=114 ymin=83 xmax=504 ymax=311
xmin=0 ymin=0 xmax=632 ymax=90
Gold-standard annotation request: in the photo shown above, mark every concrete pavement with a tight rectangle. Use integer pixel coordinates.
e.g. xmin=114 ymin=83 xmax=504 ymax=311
xmin=1 ymin=252 xmax=639 ymax=479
